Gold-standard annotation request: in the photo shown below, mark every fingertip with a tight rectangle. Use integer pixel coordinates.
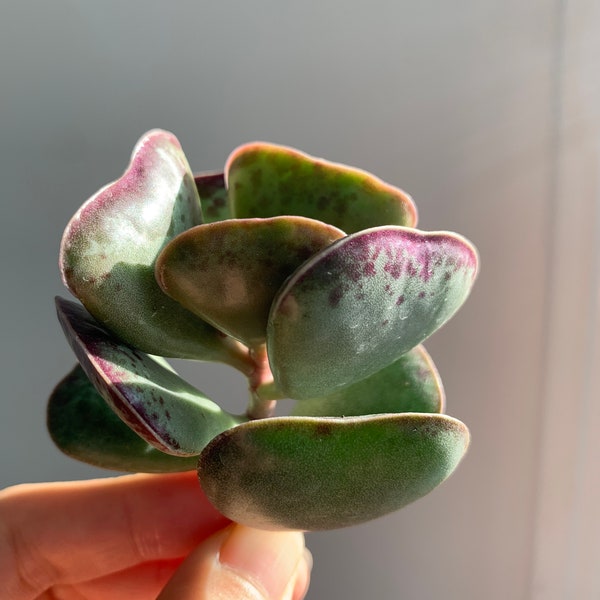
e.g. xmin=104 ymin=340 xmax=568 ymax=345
xmin=157 ymin=526 xmax=230 ymax=600
xmin=219 ymin=525 xmax=305 ymax=599
xmin=159 ymin=524 xmax=309 ymax=600
xmin=292 ymin=548 xmax=313 ymax=600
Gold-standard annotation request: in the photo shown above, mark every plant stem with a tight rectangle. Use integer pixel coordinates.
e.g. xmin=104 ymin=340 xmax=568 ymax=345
xmin=219 ymin=335 xmax=256 ymax=377
xmin=246 ymin=344 xmax=278 ymax=419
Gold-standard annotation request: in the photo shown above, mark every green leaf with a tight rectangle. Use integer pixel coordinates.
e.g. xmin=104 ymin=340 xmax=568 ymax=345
xmin=48 ymin=365 xmax=198 ymax=472
xmin=194 ymin=172 xmax=232 ymax=223
xmin=156 ymin=217 xmax=344 ymax=346
xmin=60 ymin=129 xmax=247 ymax=365
xmin=268 ymin=226 xmax=478 ymax=399
xmin=291 ymin=345 xmax=443 ymax=416
xmin=56 ymin=297 xmax=244 ymax=456
xmin=198 ymin=414 xmax=469 ymax=531
xmin=226 ymin=142 xmax=417 ymax=234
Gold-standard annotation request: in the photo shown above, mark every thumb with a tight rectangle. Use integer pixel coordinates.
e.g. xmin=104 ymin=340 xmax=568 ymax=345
xmin=158 ymin=523 xmax=312 ymax=600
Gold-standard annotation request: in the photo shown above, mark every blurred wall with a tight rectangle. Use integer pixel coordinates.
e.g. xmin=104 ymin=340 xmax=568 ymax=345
xmin=1 ymin=2 xmax=597 ymax=598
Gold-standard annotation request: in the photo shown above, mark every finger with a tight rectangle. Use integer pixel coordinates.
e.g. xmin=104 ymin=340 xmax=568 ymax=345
xmin=158 ymin=524 xmax=308 ymax=600
xmin=42 ymin=559 xmax=184 ymax=600
xmin=292 ymin=548 xmax=313 ymax=600
xmin=0 ymin=472 xmax=229 ymax=598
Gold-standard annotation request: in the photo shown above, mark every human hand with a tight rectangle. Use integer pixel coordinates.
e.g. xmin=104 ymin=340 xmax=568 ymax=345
xmin=0 ymin=472 xmax=311 ymax=599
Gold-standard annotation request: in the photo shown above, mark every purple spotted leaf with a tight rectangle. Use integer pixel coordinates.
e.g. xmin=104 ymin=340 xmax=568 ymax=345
xmin=156 ymin=217 xmax=345 ymax=346
xmin=291 ymin=345 xmax=444 ymax=417
xmin=48 ymin=365 xmax=199 ymax=472
xmin=60 ymin=130 xmax=248 ymax=366
xmin=56 ymin=297 xmax=244 ymax=456
xmin=194 ymin=172 xmax=231 ymax=223
xmin=268 ymin=226 xmax=478 ymax=399
xmin=226 ymin=142 xmax=417 ymax=234
xmin=198 ymin=413 xmax=469 ymax=530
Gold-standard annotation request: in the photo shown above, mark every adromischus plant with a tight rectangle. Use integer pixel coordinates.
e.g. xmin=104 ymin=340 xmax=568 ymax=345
xmin=48 ymin=130 xmax=478 ymax=531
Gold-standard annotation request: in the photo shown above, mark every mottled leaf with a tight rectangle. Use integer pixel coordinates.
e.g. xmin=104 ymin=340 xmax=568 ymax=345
xmin=56 ymin=297 xmax=244 ymax=456
xmin=226 ymin=142 xmax=417 ymax=234
xmin=268 ymin=226 xmax=478 ymax=399
xmin=48 ymin=365 xmax=198 ymax=472
xmin=198 ymin=414 xmax=469 ymax=531
xmin=60 ymin=129 xmax=247 ymax=366
xmin=291 ymin=345 xmax=443 ymax=416
xmin=194 ymin=171 xmax=231 ymax=223
xmin=156 ymin=217 xmax=344 ymax=346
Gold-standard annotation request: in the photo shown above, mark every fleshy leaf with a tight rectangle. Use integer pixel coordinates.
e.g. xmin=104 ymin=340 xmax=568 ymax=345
xmin=156 ymin=217 xmax=345 ymax=346
xmin=226 ymin=142 xmax=417 ymax=234
xmin=56 ymin=297 xmax=244 ymax=456
xmin=291 ymin=345 xmax=444 ymax=416
xmin=198 ymin=414 xmax=469 ymax=531
xmin=268 ymin=226 xmax=478 ymax=399
xmin=194 ymin=172 xmax=232 ymax=223
xmin=48 ymin=365 xmax=198 ymax=472
xmin=60 ymin=129 xmax=246 ymax=365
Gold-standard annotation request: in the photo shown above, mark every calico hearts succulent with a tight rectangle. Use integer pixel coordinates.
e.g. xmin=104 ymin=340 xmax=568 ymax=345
xmin=48 ymin=130 xmax=478 ymax=531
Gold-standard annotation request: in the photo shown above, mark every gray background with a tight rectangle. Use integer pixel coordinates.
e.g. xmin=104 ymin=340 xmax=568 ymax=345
xmin=1 ymin=2 xmax=596 ymax=598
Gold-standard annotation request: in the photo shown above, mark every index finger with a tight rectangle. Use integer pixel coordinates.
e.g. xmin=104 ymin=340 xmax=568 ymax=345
xmin=0 ymin=472 xmax=229 ymax=598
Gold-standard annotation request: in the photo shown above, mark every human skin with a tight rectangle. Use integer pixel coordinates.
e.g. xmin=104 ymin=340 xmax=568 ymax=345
xmin=0 ymin=472 xmax=311 ymax=599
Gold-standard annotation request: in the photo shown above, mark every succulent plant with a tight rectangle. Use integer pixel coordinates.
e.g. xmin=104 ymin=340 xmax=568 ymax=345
xmin=48 ymin=130 xmax=478 ymax=531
